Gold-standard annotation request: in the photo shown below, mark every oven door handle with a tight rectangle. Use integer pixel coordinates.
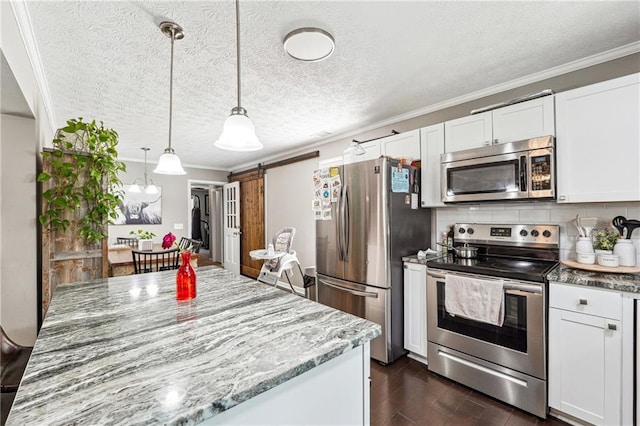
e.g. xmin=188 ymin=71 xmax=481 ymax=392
xmin=318 ymin=279 xmax=379 ymax=298
xmin=427 ymin=270 xmax=447 ymax=279
xmin=503 ymin=282 xmax=542 ymax=294
xmin=428 ymin=270 xmax=542 ymax=295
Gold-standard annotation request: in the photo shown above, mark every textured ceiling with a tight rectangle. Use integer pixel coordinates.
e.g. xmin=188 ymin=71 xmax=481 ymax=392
xmin=25 ymin=1 xmax=640 ymax=170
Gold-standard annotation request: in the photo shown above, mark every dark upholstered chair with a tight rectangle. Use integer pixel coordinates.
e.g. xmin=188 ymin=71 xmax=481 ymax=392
xmin=178 ymin=237 xmax=203 ymax=254
xmin=1 ymin=326 xmax=32 ymax=393
xmin=116 ymin=237 xmax=138 ymax=248
xmin=132 ymin=248 xmax=179 ymax=274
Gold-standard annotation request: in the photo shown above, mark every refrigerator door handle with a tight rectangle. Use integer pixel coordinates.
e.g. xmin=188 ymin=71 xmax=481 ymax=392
xmin=344 ymin=184 xmax=350 ymax=261
xmin=318 ymin=278 xmax=379 ymax=298
xmin=336 ymin=184 xmax=344 ymax=261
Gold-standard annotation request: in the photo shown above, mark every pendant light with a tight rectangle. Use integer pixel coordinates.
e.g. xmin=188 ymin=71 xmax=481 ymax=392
xmin=154 ymin=21 xmax=187 ymax=175
xmin=130 ymin=147 xmax=158 ymax=194
xmin=214 ymin=0 xmax=263 ymax=152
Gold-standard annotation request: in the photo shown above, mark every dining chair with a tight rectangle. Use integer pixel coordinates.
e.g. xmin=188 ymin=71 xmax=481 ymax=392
xmin=1 ymin=326 xmax=32 ymax=393
xmin=117 ymin=237 xmax=139 ymax=248
xmin=132 ymin=248 xmax=180 ymax=274
xmin=178 ymin=237 xmax=203 ymax=254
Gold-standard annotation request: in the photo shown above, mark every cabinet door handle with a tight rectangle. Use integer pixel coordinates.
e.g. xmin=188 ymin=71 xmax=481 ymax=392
xmin=493 ymin=138 xmax=498 ymax=144
xmin=484 ymin=140 xmax=491 ymax=146
xmin=579 ymin=299 xmax=588 ymax=305
xmin=608 ymin=323 xmax=617 ymax=331
xmin=559 ymin=195 xmax=566 ymax=201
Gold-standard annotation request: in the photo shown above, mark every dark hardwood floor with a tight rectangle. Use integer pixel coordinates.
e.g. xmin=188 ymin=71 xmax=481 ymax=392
xmin=370 ymin=356 xmax=568 ymax=426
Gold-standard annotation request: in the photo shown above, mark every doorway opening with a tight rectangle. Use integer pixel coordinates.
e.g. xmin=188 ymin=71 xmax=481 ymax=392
xmin=188 ymin=179 xmax=225 ymax=267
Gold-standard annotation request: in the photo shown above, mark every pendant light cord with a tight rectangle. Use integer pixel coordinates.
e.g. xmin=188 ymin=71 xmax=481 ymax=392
xmin=168 ymin=25 xmax=175 ymax=151
xmin=143 ymin=148 xmax=149 ymax=186
xmin=235 ymin=0 xmax=242 ymax=109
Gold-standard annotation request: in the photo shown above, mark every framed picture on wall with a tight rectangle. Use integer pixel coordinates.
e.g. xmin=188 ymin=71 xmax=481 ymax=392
xmin=205 ymin=194 xmax=210 ymax=215
xmin=113 ymin=185 xmax=162 ymax=225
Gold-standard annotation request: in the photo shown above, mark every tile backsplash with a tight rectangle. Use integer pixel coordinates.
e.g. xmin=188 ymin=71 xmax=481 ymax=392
xmin=434 ymin=201 xmax=640 ymax=265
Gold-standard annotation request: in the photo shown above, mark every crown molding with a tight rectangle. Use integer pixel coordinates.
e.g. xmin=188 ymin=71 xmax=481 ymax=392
xmin=9 ymin=1 xmax=56 ymax=134
xmin=231 ymin=41 xmax=640 ymax=172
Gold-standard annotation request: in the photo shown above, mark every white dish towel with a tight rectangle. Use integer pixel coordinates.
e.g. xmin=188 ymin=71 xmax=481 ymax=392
xmin=444 ymin=274 xmax=505 ymax=327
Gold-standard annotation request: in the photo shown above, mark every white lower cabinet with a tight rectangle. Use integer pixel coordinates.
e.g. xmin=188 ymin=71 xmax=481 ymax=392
xmin=548 ymin=283 xmax=624 ymax=425
xmin=403 ymin=262 xmax=427 ymax=363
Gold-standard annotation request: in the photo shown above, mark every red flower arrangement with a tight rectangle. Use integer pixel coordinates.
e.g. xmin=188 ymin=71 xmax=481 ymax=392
xmin=162 ymin=232 xmax=176 ymax=249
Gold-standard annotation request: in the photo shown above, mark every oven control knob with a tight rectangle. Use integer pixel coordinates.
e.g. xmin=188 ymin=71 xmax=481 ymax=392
xmin=520 ymin=229 xmax=528 ymax=237
xmin=467 ymin=228 xmax=474 ymax=235
xmin=458 ymin=227 xmax=466 ymax=234
xmin=531 ymin=230 xmax=540 ymax=237
xmin=543 ymin=230 xmax=552 ymax=238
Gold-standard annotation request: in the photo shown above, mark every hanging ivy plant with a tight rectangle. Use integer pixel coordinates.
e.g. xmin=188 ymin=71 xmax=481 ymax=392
xmin=37 ymin=118 xmax=127 ymax=244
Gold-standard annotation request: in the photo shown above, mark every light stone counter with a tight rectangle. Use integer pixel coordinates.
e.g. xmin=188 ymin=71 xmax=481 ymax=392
xmin=401 ymin=253 xmax=443 ymax=266
xmin=547 ymin=264 xmax=640 ymax=294
xmin=7 ymin=266 xmax=380 ymax=425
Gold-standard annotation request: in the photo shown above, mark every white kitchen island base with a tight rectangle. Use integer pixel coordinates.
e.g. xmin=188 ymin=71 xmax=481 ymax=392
xmin=204 ymin=343 xmax=371 ymax=425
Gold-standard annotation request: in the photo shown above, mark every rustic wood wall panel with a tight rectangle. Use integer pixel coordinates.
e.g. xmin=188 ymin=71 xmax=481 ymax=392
xmin=40 ymin=151 xmax=108 ymax=320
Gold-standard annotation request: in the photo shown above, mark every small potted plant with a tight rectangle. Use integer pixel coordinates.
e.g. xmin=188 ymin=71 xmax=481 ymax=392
xmin=592 ymin=227 xmax=619 ymax=254
xmin=130 ymin=229 xmax=156 ymax=251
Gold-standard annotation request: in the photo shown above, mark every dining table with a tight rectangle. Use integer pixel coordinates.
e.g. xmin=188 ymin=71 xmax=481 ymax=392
xmin=108 ymin=243 xmax=199 ymax=277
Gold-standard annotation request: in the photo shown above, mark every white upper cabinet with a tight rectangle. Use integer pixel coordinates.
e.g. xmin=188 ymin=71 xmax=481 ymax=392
xmin=444 ymin=96 xmax=556 ymax=153
xmin=344 ymin=130 xmax=420 ymax=164
xmin=444 ymin=111 xmax=492 ymax=152
xmin=380 ymin=129 xmax=421 ymax=160
xmin=492 ymin=96 xmax=555 ymax=144
xmin=556 ymin=73 xmax=640 ymax=203
xmin=420 ymin=123 xmax=445 ymax=207
xmin=343 ymin=140 xmax=382 ymax=164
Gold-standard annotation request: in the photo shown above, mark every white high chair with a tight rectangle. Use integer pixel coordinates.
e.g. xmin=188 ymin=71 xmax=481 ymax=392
xmin=254 ymin=227 xmax=303 ymax=293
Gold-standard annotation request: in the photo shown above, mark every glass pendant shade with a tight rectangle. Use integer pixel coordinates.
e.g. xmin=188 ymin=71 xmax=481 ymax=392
xmin=214 ymin=108 xmax=263 ymax=152
xmin=145 ymin=183 xmax=158 ymax=194
xmin=153 ymin=148 xmax=186 ymax=175
xmin=129 ymin=183 xmax=142 ymax=193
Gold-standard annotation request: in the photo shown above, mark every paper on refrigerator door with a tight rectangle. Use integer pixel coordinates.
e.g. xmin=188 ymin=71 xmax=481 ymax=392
xmin=391 ymin=167 xmax=409 ymax=193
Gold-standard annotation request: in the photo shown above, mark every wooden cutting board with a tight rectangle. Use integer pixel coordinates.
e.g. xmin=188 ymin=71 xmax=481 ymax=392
xmin=561 ymin=260 xmax=640 ymax=274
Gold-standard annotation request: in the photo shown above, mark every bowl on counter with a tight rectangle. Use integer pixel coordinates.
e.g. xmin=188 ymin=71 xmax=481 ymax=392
xmin=597 ymin=253 xmax=619 ymax=267
xmin=576 ymin=251 xmax=596 ymax=265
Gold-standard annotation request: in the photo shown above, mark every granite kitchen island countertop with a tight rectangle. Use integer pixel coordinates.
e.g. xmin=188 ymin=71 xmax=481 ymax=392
xmin=7 ymin=266 xmax=380 ymax=425
xmin=547 ymin=264 xmax=640 ymax=294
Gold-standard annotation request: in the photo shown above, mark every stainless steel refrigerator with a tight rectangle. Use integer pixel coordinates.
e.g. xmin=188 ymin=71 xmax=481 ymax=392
xmin=316 ymin=157 xmax=431 ymax=364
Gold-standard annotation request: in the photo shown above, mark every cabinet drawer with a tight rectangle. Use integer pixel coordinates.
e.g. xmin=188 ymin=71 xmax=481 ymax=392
xmin=549 ymin=283 xmax=621 ymax=320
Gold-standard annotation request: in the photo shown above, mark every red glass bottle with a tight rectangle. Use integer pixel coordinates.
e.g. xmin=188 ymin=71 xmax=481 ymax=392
xmin=176 ymin=251 xmax=196 ymax=300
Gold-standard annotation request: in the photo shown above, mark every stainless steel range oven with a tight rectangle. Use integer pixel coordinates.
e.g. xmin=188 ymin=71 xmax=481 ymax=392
xmin=426 ymin=223 xmax=559 ymax=419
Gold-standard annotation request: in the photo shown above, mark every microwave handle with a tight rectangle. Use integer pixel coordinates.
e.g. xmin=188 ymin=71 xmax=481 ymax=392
xmin=519 ymin=155 xmax=527 ymax=193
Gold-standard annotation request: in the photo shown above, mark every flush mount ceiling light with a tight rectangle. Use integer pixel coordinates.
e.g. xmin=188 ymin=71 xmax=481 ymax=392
xmin=215 ymin=0 xmax=263 ymax=152
xmin=283 ymin=28 xmax=335 ymax=62
xmin=130 ymin=147 xmax=158 ymax=194
xmin=154 ymin=21 xmax=187 ymax=175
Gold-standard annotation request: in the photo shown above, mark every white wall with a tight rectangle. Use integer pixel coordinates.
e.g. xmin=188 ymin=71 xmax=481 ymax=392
xmin=1 ymin=2 xmax=55 ymax=150
xmin=107 ymin=161 xmax=228 ymax=246
xmin=265 ymin=159 xmax=317 ymax=277
xmin=436 ymin=202 xmax=640 ymax=265
xmin=0 ymin=114 xmax=38 ymax=345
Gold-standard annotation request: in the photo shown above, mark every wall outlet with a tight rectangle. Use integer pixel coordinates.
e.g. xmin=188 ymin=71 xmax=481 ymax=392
xmin=174 ymin=223 xmax=184 ymax=230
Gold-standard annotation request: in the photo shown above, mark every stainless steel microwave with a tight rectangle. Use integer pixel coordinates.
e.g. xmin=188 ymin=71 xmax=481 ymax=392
xmin=441 ymin=136 xmax=555 ymax=203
